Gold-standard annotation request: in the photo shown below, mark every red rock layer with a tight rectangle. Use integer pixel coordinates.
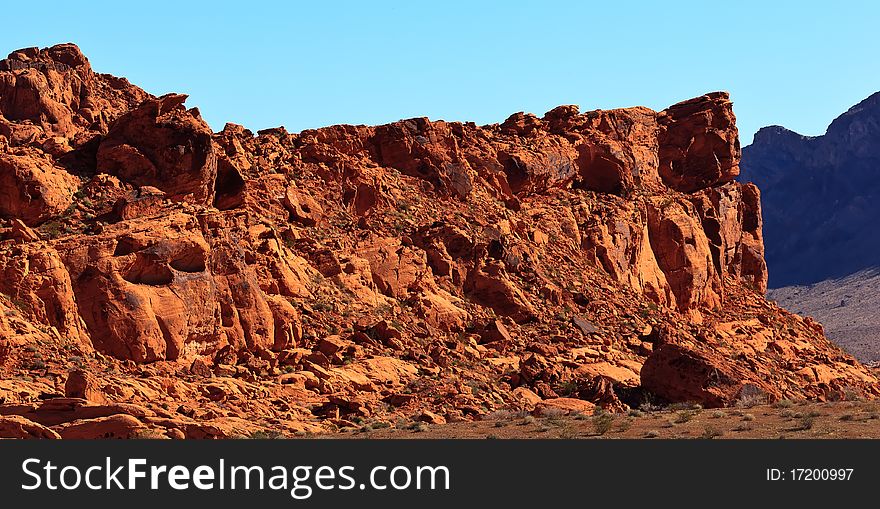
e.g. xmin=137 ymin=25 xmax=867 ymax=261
xmin=0 ymin=44 xmax=875 ymax=437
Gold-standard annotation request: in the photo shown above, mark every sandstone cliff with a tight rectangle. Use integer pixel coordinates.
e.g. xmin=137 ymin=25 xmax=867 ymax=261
xmin=0 ymin=44 xmax=875 ymax=438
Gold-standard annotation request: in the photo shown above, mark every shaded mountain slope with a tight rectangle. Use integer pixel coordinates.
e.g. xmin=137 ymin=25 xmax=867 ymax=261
xmin=740 ymin=92 xmax=880 ymax=288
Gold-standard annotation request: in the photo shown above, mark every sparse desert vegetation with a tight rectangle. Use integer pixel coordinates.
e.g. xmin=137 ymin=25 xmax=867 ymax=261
xmin=330 ymin=401 xmax=880 ymax=439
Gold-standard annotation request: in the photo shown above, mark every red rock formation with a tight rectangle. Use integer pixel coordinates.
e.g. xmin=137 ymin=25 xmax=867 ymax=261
xmin=0 ymin=415 xmax=60 ymax=439
xmin=97 ymin=94 xmax=217 ymax=205
xmin=658 ymin=92 xmax=741 ymax=193
xmin=0 ymin=43 xmax=147 ymax=142
xmin=0 ymin=44 xmax=876 ymax=438
xmin=0 ymin=151 xmax=79 ymax=225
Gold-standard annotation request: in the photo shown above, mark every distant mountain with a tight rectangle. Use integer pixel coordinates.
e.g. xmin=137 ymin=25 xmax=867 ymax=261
xmin=740 ymin=91 xmax=880 ymax=288
xmin=741 ymin=92 xmax=880 ymax=362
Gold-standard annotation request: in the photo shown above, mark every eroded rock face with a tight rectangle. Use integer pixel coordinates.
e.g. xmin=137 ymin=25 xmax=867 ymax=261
xmin=53 ymin=211 xmax=306 ymax=363
xmin=0 ymin=43 xmax=148 ymax=142
xmin=0 ymin=44 xmax=876 ymax=437
xmin=97 ymin=94 xmax=217 ymax=206
xmin=646 ymin=196 xmax=723 ymax=312
xmin=373 ymin=118 xmax=478 ymax=199
xmin=658 ymin=92 xmax=740 ymax=193
xmin=689 ymin=182 xmax=767 ymax=293
xmin=0 ymin=152 xmax=79 ymax=225
xmin=0 ymin=242 xmax=91 ymax=348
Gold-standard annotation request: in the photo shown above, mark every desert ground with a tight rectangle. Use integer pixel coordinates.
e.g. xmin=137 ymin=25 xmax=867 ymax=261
xmin=307 ymin=399 xmax=880 ymax=440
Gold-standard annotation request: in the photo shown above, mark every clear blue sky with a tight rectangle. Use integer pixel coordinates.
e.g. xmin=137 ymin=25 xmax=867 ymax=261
xmin=2 ymin=1 xmax=878 ymax=144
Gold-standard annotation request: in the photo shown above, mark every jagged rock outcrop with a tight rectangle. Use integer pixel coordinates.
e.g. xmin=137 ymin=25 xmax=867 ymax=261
xmin=97 ymin=94 xmax=217 ymax=205
xmin=0 ymin=43 xmax=147 ymax=142
xmin=0 ymin=44 xmax=877 ymax=439
xmin=658 ymin=92 xmax=741 ymax=193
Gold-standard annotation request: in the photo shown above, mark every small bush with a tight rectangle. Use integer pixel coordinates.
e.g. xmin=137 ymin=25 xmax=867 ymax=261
xmin=668 ymin=402 xmax=701 ymax=411
xmin=558 ymin=426 xmax=580 ymax=439
xmin=794 ymin=415 xmax=815 ymax=431
xmin=709 ymin=410 xmax=726 ymax=419
xmin=408 ymin=422 xmax=428 ymax=433
xmin=742 ymin=413 xmax=755 ymax=422
xmin=248 ymin=430 xmax=284 ymax=439
xmin=644 ymin=430 xmax=660 ymax=438
xmin=592 ymin=412 xmax=614 ymax=435
xmin=132 ymin=429 xmax=168 ymax=440
xmin=486 ymin=409 xmax=526 ymax=421
xmin=557 ymin=380 xmax=579 ymax=397
xmin=638 ymin=395 xmax=662 ymax=413
xmin=27 ymin=359 xmax=47 ymax=371
xmin=701 ymin=426 xmax=722 ymax=439
xmin=521 ymin=415 xmax=537 ymax=426
xmin=674 ymin=410 xmax=698 ymax=424
xmin=843 ymin=387 xmax=863 ymax=402
xmin=772 ymin=399 xmax=795 ymax=409
xmin=616 ymin=418 xmax=633 ymax=433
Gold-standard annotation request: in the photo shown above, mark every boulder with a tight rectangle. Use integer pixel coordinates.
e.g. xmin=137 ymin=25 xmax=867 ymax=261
xmin=0 ymin=414 xmax=60 ymax=439
xmin=64 ymin=369 xmax=108 ymax=404
xmin=533 ymin=398 xmax=596 ymax=416
xmin=640 ymin=343 xmax=772 ymax=407
xmin=465 ymin=262 xmax=536 ymax=323
xmin=55 ymin=414 xmax=148 ymax=439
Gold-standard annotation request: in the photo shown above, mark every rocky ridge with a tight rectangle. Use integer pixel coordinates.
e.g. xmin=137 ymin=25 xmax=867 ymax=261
xmin=0 ymin=44 xmax=876 ymax=438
